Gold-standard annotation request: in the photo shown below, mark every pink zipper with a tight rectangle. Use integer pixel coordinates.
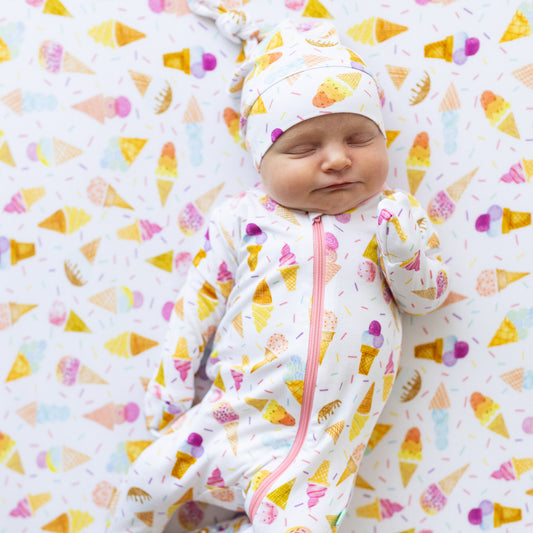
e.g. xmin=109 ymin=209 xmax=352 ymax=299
xmin=249 ymin=216 xmax=326 ymax=519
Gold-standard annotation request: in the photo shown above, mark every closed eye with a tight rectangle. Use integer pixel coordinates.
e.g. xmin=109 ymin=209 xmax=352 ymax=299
xmin=346 ymin=133 xmax=375 ymax=145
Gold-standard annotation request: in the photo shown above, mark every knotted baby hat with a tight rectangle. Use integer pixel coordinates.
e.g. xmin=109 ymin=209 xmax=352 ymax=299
xmin=188 ymin=0 xmax=385 ymax=168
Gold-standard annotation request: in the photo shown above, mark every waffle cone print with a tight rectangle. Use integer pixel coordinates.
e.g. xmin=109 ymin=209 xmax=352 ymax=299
xmin=2 ymin=1 xmax=532 ymax=532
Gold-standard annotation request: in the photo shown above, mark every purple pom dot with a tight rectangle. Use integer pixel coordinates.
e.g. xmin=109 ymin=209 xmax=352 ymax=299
xmin=373 ymin=334 xmax=384 ymax=349
xmin=452 ymin=48 xmax=467 ymax=66
xmin=115 ymin=96 xmax=131 ymax=118
xmin=271 ymin=128 xmax=283 ymax=143
xmin=442 ymin=350 xmax=457 ymax=367
xmin=488 ymin=204 xmax=503 ymax=221
xmin=202 ymin=53 xmax=217 ymax=71
xmin=454 ymin=341 xmax=469 ymax=358
xmin=368 ymin=320 xmax=381 ymax=336
xmin=479 ymin=500 xmax=494 ymax=515
xmin=468 ymin=508 xmax=483 ymax=525
xmin=190 ymin=62 xmax=205 ymax=79
xmin=464 ymin=37 xmax=480 ymax=56
xmin=0 ymin=236 xmax=9 ymax=254
xmin=475 ymin=213 xmax=491 ymax=232
xmin=162 ymin=301 xmax=174 ymax=321
xmin=187 ymin=432 xmax=203 ymax=446
xmin=246 ymin=223 xmax=262 ymax=236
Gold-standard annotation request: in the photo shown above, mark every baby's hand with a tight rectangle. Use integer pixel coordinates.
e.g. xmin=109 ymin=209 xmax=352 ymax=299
xmin=376 ymin=195 xmax=423 ymax=260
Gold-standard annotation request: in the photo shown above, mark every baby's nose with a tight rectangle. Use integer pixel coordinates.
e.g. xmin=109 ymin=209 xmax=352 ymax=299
xmin=322 ymin=144 xmax=351 ymax=172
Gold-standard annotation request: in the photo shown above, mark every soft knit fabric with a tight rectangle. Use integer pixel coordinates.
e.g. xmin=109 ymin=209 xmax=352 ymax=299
xmin=110 ymin=186 xmax=449 ymax=532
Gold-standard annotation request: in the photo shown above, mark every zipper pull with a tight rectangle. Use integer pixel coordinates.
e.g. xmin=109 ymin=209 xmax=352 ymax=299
xmin=313 ymin=215 xmax=322 ymax=224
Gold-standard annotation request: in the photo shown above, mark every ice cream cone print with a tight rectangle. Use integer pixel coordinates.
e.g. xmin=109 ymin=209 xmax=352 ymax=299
xmin=481 ymin=90 xmax=520 ymax=138
xmin=285 ymin=380 xmax=304 ymax=404
xmin=439 ymin=464 xmax=469 ymax=495
xmin=247 ymin=244 xmax=262 ymax=271
xmin=39 ymin=41 xmax=94 ymax=74
xmin=500 ymin=367 xmax=525 ymax=392
xmin=1 ymin=88 xmax=23 ymax=116
xmin=386 ymin=64 xmax=410 ymax=89
xmin=72 ymin=94 xmax=106 ymax=124
xmin=356 ymin=498 xmax=381 ymax=520
xmin=79 ymin=238 xmax=100 ymax=264
xmin=398 ymin=427 xmax=422 ymax=487
xmin=502 ymin=207 xmax=531 ymax=233
xmin=313 ymin=76 xmax=353 ymax=108
xmin=125 ymin=440 xmax=152 ymax=464
xmin=493 ymin=502 xmax=522 ymax=526
xmin=88 ymin=20 xmax=146 ymax=48
xmin=0 ymin=137 xmax=15 ymax=166
xmin=252 ymin=278 xmax=273 ymax=332
xmin=42 ymin=0 xmax=72 ymax=16
xmin=302 ymin=0 xmax=333 ymax=18
xmin=38 ymin=207 xmax=91 ymax=234
xmin=319 ymin=311 xmax=337 ymax=364
xmin=0 ymin=302 xmax=37 ymax=330
xmin=266 ymin=478 xmax=296 ymax=510
xmin=104 ymin=331 xmax=158 ymax=358
xmin=129 ymin=70 xmax=151 ymax=96
xmin=358 ymin=344 xmax=379 ymax=375
xmin=223 ymin=107 xmax=245 ymax=148
xmin=439 ymin=82 xmax=461 ymax=112
xmin=348 ymin=17 xmax=407 ymax=45
xmin=262 ymin=400 xmax=295 ymax=426
xmin=415 ymin=338 xmax=443 ymax=363
xmin=9 ymin=239 xmax=35 ymax=266
xmin=306 ymin=460 xmax=330 ymax=508
xmin=512 ymin=63 xmax=533 ymax=89
xmin=164 ymin=48 xmax=191 ymax=74
xmin=6 ymin=352 xmax=32 ymax=382
xmin=428 ymin=168 xmax=478 ymax=224
xmin=171 ymin=451 xmax=197 ymax=479
xmin=156 ymin=142 xmax=178 ymax=178
xmin=16 ymin=402 xmax=38 ymax=426
xmin=470 ymin=392 xmax=509 ymax=437
xmin=489 ymin=316 xmax=519 ymax=347
xmin=183 ymin=94 xmax=203 ymax=123
xmin=500 ymin=9 xmax=531 ymax=42
xmin=364 ymin=423 xmax=392 ymax=456
xmin=27 ymin=492 xmax=52 ymax=513
xmin=476 ymin=269 xmax=529 ymax=296
xmin=325 ymin=421 xmax=344 ymax=444
xmin=429 ymin=382 xmax=451 ymax=410
xmin=118 ymin=137 xmax=147 ymax=166
xmin=197 ymin=281 xmax=218 ymax=321
xmin=420 ymin=465 xmax=468 ymax=515
xmin=349 ymin=383 xmax=375 ymax=440
xmin=425 ymin=35 xmax=454 ymax=61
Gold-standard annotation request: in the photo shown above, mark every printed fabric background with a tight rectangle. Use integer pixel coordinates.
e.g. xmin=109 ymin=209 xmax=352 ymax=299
xmin=1 ymin=0 xmax=532 ymax=532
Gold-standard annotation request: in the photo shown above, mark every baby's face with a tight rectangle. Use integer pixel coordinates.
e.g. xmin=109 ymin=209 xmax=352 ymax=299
xmin=259 ymin=113 xmax=389 ymax=215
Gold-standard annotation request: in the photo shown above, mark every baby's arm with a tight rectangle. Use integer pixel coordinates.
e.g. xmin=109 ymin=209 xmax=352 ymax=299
xmin=145 ymin=207 xmax=238 ymax=436
xmin=376 ymin=190 xmax=450 ymax=316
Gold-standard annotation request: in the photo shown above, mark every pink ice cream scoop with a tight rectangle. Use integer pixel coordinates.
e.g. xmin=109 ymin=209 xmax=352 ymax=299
xmin=428 ymin=190 xmax=455 ymax=224
xmin=279 ymin=244 xmax=296 ymax=267
xmin=420 ymin=483 xmax=447 ymax=514
xmin=491 ymin=460 xmax=514 ymax=480
xmin=4 ymin=192 xmax=26 ymax=213
xmin=39 ymin=41 xmax=64 ymax=73
xmin=139 ymin=219 xmax=162 ymax=241
xmin=56 ymin=355 xmax=80 ymax=385
xmin=212 ymin=401 xmax=239 ymax=424
xmin=217 ymin=261 xmax=233 ymax=282
xmin=306 ymin=483 xmax=327 ymax=508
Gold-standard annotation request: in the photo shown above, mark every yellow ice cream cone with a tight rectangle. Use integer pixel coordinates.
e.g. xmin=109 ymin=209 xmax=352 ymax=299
xmin=171 ymin=451 xmax=196 ymax=479
xmin=21 ymin=187 xmax=45 ymax=210
xmin=414 ymin=338 xmax=443 ymax=363
xmin=43 ymin=0 xmax=72 ymax=16
xmin=493 ymin=502 xmax=522 ymax=526
xmin=502 ymin=207 xmax=531 ymax=233
xmin=279 ymin=264 xmax=299 ymax=291
xmin=512 ymin=457 xmax=533 ymax=479
xmin=356 ymin=497 xmax=381 ymax=521
xmin=424 ymin=35 xmax=453 ymax=62
xmin=358 ymin=344 xmax=379 ymax=375
xmin=163 ymin=49 xmax=190 ymax=73
xmin=104 ymin=185 xmax=132 ymax=209
xmin=266 ymin=478 xmax=295 ymax=510
xmin=10 ymin=240 xmax=35 ymax=265
xmin=500 ymin=10 xmax=531 ymax=43
xmin=489 ymin=316 xmax=519 ymax=347
xmin=129 ymin=70 xmax=152 ymax=96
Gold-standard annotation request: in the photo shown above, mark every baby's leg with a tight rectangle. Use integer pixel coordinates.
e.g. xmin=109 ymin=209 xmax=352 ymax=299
xmin=109 ymin=426 xmax=222 ymax=533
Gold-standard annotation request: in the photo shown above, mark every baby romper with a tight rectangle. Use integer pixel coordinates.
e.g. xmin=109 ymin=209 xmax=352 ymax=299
xmin=110 ymin=185 xmax=449 ymax=533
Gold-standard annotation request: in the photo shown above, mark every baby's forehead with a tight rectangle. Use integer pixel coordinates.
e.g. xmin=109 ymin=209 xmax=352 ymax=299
xmin=280 ymin=113 xmax=380 ymax=141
